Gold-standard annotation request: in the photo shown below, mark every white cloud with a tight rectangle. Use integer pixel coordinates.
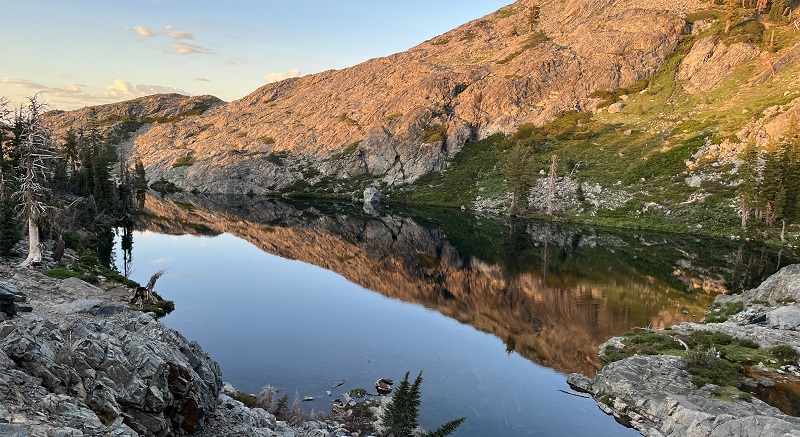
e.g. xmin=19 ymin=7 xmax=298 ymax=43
xmin=128 ymin=26 xmax=157 ymax=37
xmin=172 ymin=42 xmax=212 ymax=55
xmin=104 ymin=79 xmax=189 ymax=97
xmin=264 ymin=69 xmax=302 ymax=84
xmin=1 ymin=77 xmax=192 ymax=110
xmin=194 ymin=77 xmax=211 ymax=82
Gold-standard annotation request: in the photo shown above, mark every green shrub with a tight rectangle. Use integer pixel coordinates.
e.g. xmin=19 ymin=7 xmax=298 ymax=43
xmin=624 ymin=135 xmax=706 ymax=185
xmin=422 ymin=124 xmax=447 ymax=143
xmin=172 ymin=156 xmax=196 ymax=168
xmin=330 ymin=141 xmax=362 ymax=160
xmin=521 ymin=31 xmax=548 ymax=48
xmin=685 ymin=348 xmax=742 ymax=387
xmin=150 ymin=178 xmax=182 ymax=194
xmin=338 ymin=113 xmax=358 ymax=125
xmin=230 ymin=391 xmax=258 ymax=407
xmin=141 ymin=300 xmax=175 ymax=318
xmin=686 ymin=10 xmax=723 ymax=23
xmin=43 ymin=267 xmax=80 ymax=280
xmin=349 ymin=388 xmax=367 ymax=399
xmin=497 ymin=50 xmax=523 ymax=65
xmin=705 ymin=301 xmax=745 ymax=323
xmin=266 ymin=151 xmax=288 ymax=166
xmin=769 ymin=345 xmax=798 ymax=361
xmin=725 ymin=19 xmax=765 ymax=45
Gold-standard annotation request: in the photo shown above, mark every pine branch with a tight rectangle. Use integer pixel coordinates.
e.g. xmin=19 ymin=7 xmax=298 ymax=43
xmin=426 ymin=417 xmax=467 ymax=437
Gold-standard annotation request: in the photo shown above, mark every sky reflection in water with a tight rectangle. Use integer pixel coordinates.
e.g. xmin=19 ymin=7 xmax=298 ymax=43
xmin=117 ymin=230 xmax=635 ymax=437
xmin=114 ymin=197 xmax=795 ymax=436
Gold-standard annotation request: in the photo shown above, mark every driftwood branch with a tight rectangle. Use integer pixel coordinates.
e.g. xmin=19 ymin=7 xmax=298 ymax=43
xmin=130 ymin=270 xmax=167 ymax=309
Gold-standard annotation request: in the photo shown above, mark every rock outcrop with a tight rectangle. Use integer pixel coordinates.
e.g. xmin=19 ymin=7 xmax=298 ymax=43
xmin=677 ymin=36 xmax=760 ymax=94
xmin=0 ymin=263 xmax=354 ymax=436
xmin=0 ymin=276 xmax=222 ymax=436
xmin=569 ymin=264 xmax=800 ymax=437
xmin=0 ymin=281 xmax=32 ymax=321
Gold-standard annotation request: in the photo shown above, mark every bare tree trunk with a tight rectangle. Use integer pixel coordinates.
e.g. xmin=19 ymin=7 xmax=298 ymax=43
xmin=741 ymin=206 xmax=749 ymax=230
xmin=18 ymin=218 xmax=42 ymax=267
xmin=781 ymin=220 xmax=786 ymax=242
xmin=546 ymin=155 xmax=558 ymax=215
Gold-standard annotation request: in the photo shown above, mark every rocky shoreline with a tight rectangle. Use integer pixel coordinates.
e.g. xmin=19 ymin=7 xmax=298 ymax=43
xmin=0 ymin=260 xmax=357 ymax=437
xmin=569 ymin=264 xmax=800 ymax=437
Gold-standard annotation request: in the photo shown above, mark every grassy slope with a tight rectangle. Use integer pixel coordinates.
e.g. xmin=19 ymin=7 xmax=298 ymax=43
xmin=384 ymin=9 xmax=800 ymax=246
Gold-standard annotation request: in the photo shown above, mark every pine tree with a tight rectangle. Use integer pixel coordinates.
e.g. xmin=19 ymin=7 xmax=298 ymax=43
xmin=134 ymin=160 xmax=148 ymax=192
xmin=379 ymin=371 xmax=465 ymax=437
xmin=0 ymin=97 xmax=20 ymax=255
xmin=737 ymin=143 xmax=760 ymax=229
xmin=504 ymin=143 xmax=531 ymax=214
xmin=783 ymin=121 xmax=800 ymax=222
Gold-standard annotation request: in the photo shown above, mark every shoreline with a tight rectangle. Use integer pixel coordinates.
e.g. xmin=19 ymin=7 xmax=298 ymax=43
xmin=0 ymin=257 xmax=357 ymax=436
xmin=569 ymin=264 xmax=800 ymax=436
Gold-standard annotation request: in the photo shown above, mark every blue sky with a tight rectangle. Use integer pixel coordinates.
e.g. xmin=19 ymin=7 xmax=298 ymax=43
xmin=1 ymin=1 xmax=511 ymax=110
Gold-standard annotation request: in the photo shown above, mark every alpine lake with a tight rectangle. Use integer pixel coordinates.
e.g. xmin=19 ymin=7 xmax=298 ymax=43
xmin=112 ymin=194 xmax=798 ymax=437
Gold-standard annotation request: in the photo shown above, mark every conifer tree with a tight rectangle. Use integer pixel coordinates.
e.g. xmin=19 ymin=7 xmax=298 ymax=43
xmin=0 ymin=97 xmax=20 ymax=255
xmin=379 ymin=371 xmax=465 ymax=437
xmin=134 ymin=160 xmax=148 ymax=192
xmin=737 ymin=143 xmax=760 ymax=229
xmin=505 ymin=143 xmax=531 ymax=214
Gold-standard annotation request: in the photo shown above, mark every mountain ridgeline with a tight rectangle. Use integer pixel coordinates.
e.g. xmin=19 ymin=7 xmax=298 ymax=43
xmin=43 ymin=0 xmax=800 ymax=239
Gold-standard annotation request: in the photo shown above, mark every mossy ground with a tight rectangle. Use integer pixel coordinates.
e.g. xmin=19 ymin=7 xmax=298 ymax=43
xmin=603 ymin=328 xmax=799 ymax=391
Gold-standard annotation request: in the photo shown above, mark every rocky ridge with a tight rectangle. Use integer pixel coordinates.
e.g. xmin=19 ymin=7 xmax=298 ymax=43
xmin=568 ymin=264 xmax=800 ymax=437
xmin=42 ymin=0 xmax=704 ymax=195
xmin=0 ymin=261 xmax=354 ymax=436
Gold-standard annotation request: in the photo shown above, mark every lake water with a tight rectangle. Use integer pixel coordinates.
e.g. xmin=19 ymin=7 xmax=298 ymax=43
xmin=114 ymin=194 xmax=796 ymax=436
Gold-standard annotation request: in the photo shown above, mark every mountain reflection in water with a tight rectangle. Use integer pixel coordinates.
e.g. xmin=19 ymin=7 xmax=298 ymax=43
xmin=129 ymin=195 xmax=795 ymax=377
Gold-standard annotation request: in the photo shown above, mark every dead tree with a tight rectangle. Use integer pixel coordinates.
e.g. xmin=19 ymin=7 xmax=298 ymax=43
xmin=14 ymin=95 xmax=55 ymax=268
xmin=130 ymin=269 xmax=166 ymax=308
xmin=546 ymin=154 xmax=558 ymax=215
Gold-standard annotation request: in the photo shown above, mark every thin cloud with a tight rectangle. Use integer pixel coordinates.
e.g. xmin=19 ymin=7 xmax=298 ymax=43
xmin=2 ymin=78 xmax=84 ymax=95
xmin=194 ymin=78 xmax=211 ymax=82
xmin=128 ymin=26 xmax=157 ymax=37
xmin=164 ymin=25 xmax=193 ymax=40
xmin=172 ymin=42 xmax=212 ymax=55
xmin=168 ymin=31 xmax=194 ymax=40
xmin=264 ymin=69 xmax=302 ymax=84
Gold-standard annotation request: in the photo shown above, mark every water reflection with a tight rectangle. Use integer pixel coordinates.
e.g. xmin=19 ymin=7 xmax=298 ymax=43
xmin=131 ymin=194 xmax=796 ymax=376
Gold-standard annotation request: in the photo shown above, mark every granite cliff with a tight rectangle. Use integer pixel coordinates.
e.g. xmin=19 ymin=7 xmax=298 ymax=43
xmin=44 ymin=0 xmax=703 ymax=195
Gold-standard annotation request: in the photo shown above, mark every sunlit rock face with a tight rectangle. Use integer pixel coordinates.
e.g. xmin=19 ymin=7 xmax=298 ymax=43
xmin=133 ymin=194 xmax=791 ymax=375
xmin=44 ymin=0 xmax=703 ymax=194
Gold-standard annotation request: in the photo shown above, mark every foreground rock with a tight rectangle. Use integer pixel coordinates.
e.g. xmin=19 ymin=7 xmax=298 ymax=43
xmin=0 ymin=264 xmax=353 ymax=436
xmin=0 ymin=277 xmax=222 ymax=436
xmin=569 ymin=264 xmax=800 ymax=437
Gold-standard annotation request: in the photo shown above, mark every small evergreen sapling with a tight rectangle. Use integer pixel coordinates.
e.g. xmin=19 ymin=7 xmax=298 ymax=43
xmin=379 ymin=370 xmax=466 ymax=437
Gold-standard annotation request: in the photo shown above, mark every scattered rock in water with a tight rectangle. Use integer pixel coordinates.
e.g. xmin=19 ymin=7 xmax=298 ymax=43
xmin=375 ymin=378 xmax=393 ymax=395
